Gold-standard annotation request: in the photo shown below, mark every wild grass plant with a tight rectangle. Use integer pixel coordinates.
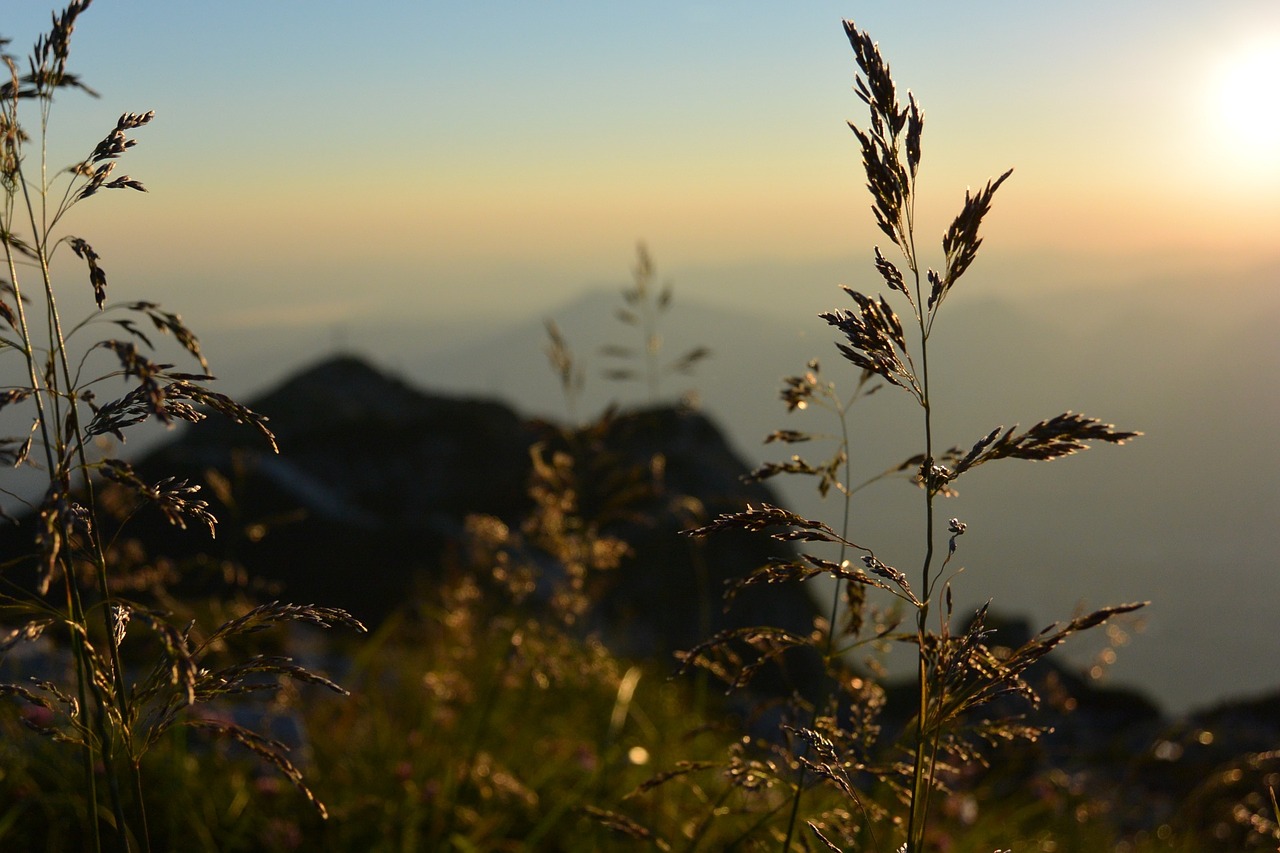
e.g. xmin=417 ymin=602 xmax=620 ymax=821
xmin=0 ymin=4 xmax=362 ymax=849
xmin=599 ymin=242 xmax=711 ymax=406
xmin=636 ymin=20 xmax=1149 ymax=852
xmin=546 ymin=241 xmax=710 ymax=425
xmin=0 ymin=7 xmax=1271 ymax=853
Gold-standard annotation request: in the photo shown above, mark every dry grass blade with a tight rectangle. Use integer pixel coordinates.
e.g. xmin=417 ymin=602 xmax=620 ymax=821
xmin=905 ymin=91 xmax=923 ymax=176
xmin=746 ymin=452 xmax=845 ymax=497
xmin=0 ymin=424 xmax=35 ymax=467
xmin=98 ymin=339 xmax=162 ymax=379
xmin=843 ymin=20 xmax=920 ymax=267
xmin=82 ymin=110 xmax=153 ymax=163
xmin=625 ymin=761 xmax=719 ymax=799
xmin=598 ymin=242 xmax=707 ymax=402
xmin=99 ymin=458 xmax=217 ymax=536
xmin=67 ymin=236 xmax=107 ymax=307
xmin=786 ymin=726 xmax=855 ymax=795
xmin=1001 ymin=602 xmax=1149 ymax=677
xmin=33 ymin=489 xmax=88 ymax=595
xmin=127 ymin=301 xmax=209 ymax=372
xmin=667 ymin=344 xmax=711 ymax=375
xmin=0 ymin=680 xmax=67 ymax=718
xmin=820 ymin=287 xmax=918 ymax=396
xmin=842 ymin=574 xmax=867 ymax=638
xmin=129 ymin=608 xmax=198 ymax=705
xmin=932 ymin=168 xmax=1013 ymax=310
xmin=163 ymin=381 xmax=278 ymax=452
xmin=2 ymin=7 xmax=365 ymax=844
xmin=580 ymin=805 xmax=671 ymax=850
xmin=763 ymin=429 xmax=811 ymax=444
xmin=950 ymin=413 xmax=1141 ymax=483
xmin=914 ymin=603 xmax=1051 ymax=726
xmin=859 ymin=555 xmax=921 ymax=606
xmin=0 ymin=279 xmax=27 ymax=329
xmin=674 ymin=625 xmax=812 ymax=691
xmin=780 ymin=360 xmax=825 ymax=412
xmin=69 ymin=110 xmax=154 ymax=200
xmin=844 ymin=22 xmax=902 ymax=134
xmin=666 ymin=20 xmax=1152 ymax=853
xmin=0 ymin=618 xmax=53 ymax=652
xmin=727 ymin=554 xmax=912 ymax=611
xmin=108 ymin=602 xmax=129 ymax=649
xmin=847 ymin=99 xmax=905 ymax=248
xmin=875 ymin=246 xmax=912 ymax=307
xmin=1269 ymin=786 xmax=1280 ymax=848
xmin=543 ymin=318 xmax=582 ymax=406
xmin=23 ymin=1 xmax=97 ymax=98
xmin=684 ymin=503 xmax=854 ymax=549
xmin=186 ymin=719 xmax=330 ymax=818
xmin=83 ymin=382 xmax=161 ymax=439
xmin=807 ymin=821 xmax=846 ymax=853
xmin=725 ymin=558 xmax=829 ymax=606
xmin=88 ymin=378 xmax=279 ymax=451
xmin=200 ymin=601 xmax=367 ymax=650
xmin=195 ymin=655 xmax=349 ymax=700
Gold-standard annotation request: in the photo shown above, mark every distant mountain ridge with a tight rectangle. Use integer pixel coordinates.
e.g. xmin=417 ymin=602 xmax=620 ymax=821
xmin=134 ymin=354 xmax=824 ymax=685
xmin=396 ymin=275 xmax=1280 ymax=716
xmin=131 ymin=352 xmax=1280 ymax=832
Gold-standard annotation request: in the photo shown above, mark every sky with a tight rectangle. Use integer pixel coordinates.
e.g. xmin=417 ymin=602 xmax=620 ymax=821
xmin=4 ymin=3 xmax=1279 ymax=712
xmin=6 ymin=0 xmax=1280 ymax=331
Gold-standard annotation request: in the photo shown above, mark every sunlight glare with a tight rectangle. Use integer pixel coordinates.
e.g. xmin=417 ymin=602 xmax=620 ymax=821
xmin=1214 ymin=42 xmax=1280 ymax=163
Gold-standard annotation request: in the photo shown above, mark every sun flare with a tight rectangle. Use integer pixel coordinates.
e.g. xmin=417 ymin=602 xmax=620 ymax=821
xmin=1213 ymin=42 xmax=1280 ymax=162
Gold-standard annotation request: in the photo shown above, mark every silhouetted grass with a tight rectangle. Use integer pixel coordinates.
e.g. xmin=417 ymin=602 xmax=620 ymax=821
xmin=1 ymin=6 xmax=1277 ymax=853
xmin=0 ymin=5 xmax=362 ymax=848
xmin=655 ymin=19 xmax=1149 ymax=853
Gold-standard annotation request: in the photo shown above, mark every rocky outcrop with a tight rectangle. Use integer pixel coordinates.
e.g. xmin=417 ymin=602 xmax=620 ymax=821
xmin=132 ymin=355 xmax=823 ymax=680
xmin=538 ymin=405 xmax=828 ymax=693
xmin=132 ymin=355 xmax=537 ymax=619
xmin=4 ymin=353 xmax=1278 ymax=843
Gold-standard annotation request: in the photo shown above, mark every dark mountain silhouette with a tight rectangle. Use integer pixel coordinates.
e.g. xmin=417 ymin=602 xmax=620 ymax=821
xmin=136 ymin=349 xmax=1279 ymax=833
xmin=124 ymin=356 xmax=536 ymax=620
xmin=3 ymin=348 xmax=1277 ymax=839
xmin=123 ymin=355 xmax=826 ymax=695
xmin=379 ymin=269 xmax=1280 ymax=717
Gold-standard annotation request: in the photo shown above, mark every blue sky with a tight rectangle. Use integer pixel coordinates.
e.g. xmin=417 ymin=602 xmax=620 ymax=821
xmin=6 ymin=1 xmax=1278 ymax=332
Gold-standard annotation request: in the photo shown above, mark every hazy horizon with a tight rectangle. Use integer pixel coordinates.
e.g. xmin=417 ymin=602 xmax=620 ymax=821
xmin=113 ymin=254 xmax=1273 ymax=718
xmin=6 ymin=2 xmax=1280 ymax=328
xmin=3 ymin=3 xmax=1277 ymax=716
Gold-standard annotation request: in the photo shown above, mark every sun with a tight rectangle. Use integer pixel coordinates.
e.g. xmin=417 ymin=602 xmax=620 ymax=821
xmin=1213 ymin=41 xmax=1280 ymax=159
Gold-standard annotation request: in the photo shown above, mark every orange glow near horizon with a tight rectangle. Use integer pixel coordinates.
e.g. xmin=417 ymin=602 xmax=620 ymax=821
xmin=101 ymin=152 xmax=1277 ymax=294
xmin=63 ymin=2 xmax=1279 ymax=313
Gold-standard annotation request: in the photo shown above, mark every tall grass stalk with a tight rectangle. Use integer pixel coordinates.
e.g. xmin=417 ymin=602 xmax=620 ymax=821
xmin=1 ymin=6 xmax=363 ymax=848
xmin=675 ymin=20 xmax=1144 ymax=852
xmin=773 ymin=364 xmax=878 ymax=849
xmin=601 ymin=242 xmax=710 ymax=405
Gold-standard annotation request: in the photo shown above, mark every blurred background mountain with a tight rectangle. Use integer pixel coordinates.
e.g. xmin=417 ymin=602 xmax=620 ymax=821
xmin=88 ymin=252 xmax=1277 ymax=716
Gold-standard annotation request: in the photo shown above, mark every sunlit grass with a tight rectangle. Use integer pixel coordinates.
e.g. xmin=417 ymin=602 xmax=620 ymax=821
xmin=1 ymin=5 xmax=1276 ymax=852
